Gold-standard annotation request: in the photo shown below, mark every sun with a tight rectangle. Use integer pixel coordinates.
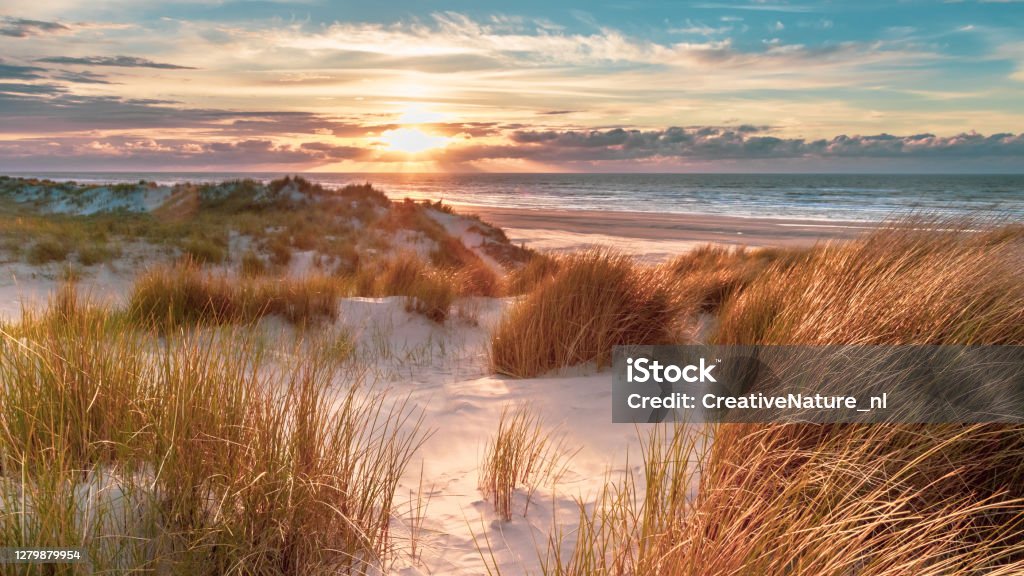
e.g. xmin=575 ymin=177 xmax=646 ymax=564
xmin=380 ymin=127 xmax=449 ymax=154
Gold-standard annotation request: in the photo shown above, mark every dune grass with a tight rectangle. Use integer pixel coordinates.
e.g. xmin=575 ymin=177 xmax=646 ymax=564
xmin=491 ymin=249 xmax=686 ymax=377
xmin=0 ymin=287 xmax=426 ymax=574
xmin=480 ymin=404 xmax=569 ymax=522
xmin=664 ymin=244 xmax=804 ymax=313
xmin=506 ymin=251 xmax=559 ymax=296
xmin=712 ymin=219 xmax=1024 ymax=345
xmin=538 ymin=220 xmax=1024 ymax=576
xmin=128 ymin=260 xmax=343 ymax=329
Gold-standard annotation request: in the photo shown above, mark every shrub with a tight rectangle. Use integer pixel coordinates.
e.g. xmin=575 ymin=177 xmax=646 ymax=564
xmin=491 ymin=249 xmax=685 ymax=377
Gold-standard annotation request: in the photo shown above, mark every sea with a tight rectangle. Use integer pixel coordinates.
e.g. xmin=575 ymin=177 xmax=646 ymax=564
xmin=9 ymin=172 xmax=1024 ymax=222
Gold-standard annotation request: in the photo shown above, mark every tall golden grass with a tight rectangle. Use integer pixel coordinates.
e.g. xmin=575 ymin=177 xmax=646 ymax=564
xmin=491 ymin=249 xmax=685 ymax=377
xmin=0 ymin=287 xmax=426 ymax=574
xmin=479 ymin=404 xmax=569 ymax=522
xmin=128 ymin=260 xmax=342 ymax=328
xmin=664 ymin=244 xmax=803 ymax=313
xmin=540 ymin=220 xmax=1024 ymax=575
xmin=713 ymin=220 xmax=1024 ymax=345
xmin=506 ymin=251 xmax=559 ymax=296
xmin=351 ymin=252 xmax=457 ymax=322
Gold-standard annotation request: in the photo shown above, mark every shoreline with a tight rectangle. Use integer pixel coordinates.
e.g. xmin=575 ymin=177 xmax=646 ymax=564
xmin=464 ymin=205 xmax=875 ymax=260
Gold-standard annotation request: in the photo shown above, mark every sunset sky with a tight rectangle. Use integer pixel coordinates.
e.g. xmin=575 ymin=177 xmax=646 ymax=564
xmin=1 ymin=0 xmax=1022 ymax=172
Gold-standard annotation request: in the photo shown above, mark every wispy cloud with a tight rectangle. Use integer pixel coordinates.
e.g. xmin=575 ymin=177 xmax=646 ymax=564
xmin=36 ymin=55 xmax=195 ymax=69
xmin=0 ymin=16 xmax=69 ymax=37
xmin=0 ymin=59 xmax=47 ymax=80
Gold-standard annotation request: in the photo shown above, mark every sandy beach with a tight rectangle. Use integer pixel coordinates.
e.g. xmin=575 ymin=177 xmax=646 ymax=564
xmin=467 ymin=206 xmax=877 ymax=260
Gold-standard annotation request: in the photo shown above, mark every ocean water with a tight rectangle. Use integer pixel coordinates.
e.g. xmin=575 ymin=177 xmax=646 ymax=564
xmin=10 ymin=172 xmax=1024 ymax=222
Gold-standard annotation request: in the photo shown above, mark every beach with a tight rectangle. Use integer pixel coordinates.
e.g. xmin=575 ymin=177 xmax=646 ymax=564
xmin=469 ymin=205 xmax=874 ymax=260
xmin=2 ymin=176 xmax=1023 ymax=575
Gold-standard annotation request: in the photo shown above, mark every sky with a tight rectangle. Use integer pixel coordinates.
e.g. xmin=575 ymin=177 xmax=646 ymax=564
xmin=0 ymin=0 xmax=1022 ymax=172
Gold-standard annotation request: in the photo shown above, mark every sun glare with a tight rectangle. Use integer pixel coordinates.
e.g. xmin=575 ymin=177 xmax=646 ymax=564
xmin=380 ymin=127 xmax=449 ymax=154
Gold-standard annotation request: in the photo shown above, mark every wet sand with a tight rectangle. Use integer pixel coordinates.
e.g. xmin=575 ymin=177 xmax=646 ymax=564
xmin=466 ymin=206 xmax=877 ymax=261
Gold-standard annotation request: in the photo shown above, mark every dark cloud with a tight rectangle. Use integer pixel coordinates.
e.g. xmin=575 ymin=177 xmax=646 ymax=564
xmin=2 ymin=127 xmax=1022 ymax=171
xmin=0 ymin=17 xmax=69 ymax=37
xmin=0 ymin=91 xmax=372 ymax=136
xmin=36 ymin=55 xmax=196 ymax=70
xmin=484 ymin=127 xmax=1024 ymax=163
xmin=52 ymin=70 xmax=115 ymax=84
xmin=0 ymin=60 xmax=47 ymax=80
xmin=0 ymin=82 xmax=66 ymax=95
xmin=0 ymin=136 xmax=373 ymax=170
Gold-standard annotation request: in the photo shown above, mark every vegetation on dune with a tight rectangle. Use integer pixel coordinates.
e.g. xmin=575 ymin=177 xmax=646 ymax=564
xmin=663 ymin=243 xmax=805 ymax=313
xmin=505 ymin=251 xmax=560 ymax=295
xmin=7 ymin=174 xmax=1024 ymax=575
xmin=712 ymin=219 xmax=1024 ymax=345
xmin=128 ymin=260 xmax=343 ymax=329
xmin=491 ymin=249 xmax=686 ymax=377
xmin=536 ymin=219 xmax=1024 ymax=576
xmin=1 ymin=175 xmax=516 ymax=322
xmin=480 ymin=404 xmax=570 ymax=522
xmin=0 ymin=287 xmax=426 ymax=574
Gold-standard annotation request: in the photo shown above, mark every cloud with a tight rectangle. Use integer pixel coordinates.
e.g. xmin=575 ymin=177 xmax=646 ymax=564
xmin=0 ymin=91 xmax=340 ymax=134
xmin=36 ymin=55 xmax=196 ymax=69
xmin=1 ymin=127 xmax=1021 ymax=171
xmin=447 ymin=127 xmax=1024 ymax=163
xmin=0 ymin=16 xmax=69 ymax=37
xmin=52 ymin=69 xmax=114 ymax=84
xmin=0 ymin=60 xmax=47 ymax=80
xmin=0 ymin=82 xmax=66 ymax=94
xmin=0 ymin=136 xmax=372 ymax=170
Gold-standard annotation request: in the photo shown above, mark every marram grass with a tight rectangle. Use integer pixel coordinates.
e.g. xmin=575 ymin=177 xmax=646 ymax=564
xmin=0 ymin=287 xmax=426 ymax=574
xmin=535 ymin=219 xmax=1024 ymax=576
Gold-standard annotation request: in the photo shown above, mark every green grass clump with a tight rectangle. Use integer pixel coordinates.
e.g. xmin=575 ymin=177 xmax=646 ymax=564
xmin=404 ymin=269 xmax=457 ymax=323
xmin=240 ymin=249 xmax=267 ymax=277
xmin=77 ymin=241 xmax=120 ymax=266
xmin=181 ymin=235 xmax=227 ymax=264
xmin=350 ymin=253 xmax=458 ymax=322
xmin=27 ymin=236 xmax=71 ymax=264
xmin=491 ymin=249 xmax=685 ymax=377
